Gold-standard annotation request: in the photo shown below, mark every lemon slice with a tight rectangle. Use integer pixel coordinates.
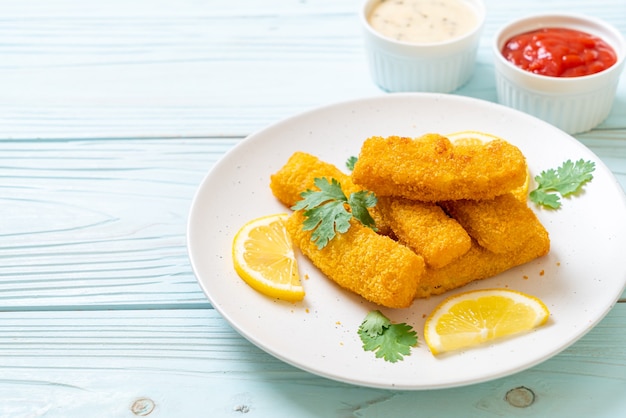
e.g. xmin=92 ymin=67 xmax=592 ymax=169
xmin=232 ymin=213 xmax=304 ymax=302
xmin=446 ymin=130 xmax=530 ymax=201
xmin=446 ymin=129 xmax=501 ymax=145
xmin=424 ymin=288 xmax=549 ymax=355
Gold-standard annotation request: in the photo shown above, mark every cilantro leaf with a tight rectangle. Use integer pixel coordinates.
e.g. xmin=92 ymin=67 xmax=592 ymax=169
xmin=359 ymin=309 xmax=390 ymax=337
xmin=301 ymin=199 xmax=352 ymax=249
xmin=346 ymin=156 xmax=358 ymax=171
xmin=358 ymin=310 xmax=418 ymax=363
xmin=291 ymin=177 xmax=377 ymax=249
xmin=348 ymin=190 xmax=377 ymax=229
xmin=529 ymin=188 xmax=562 ymax=209
xmin=293 ymin=177 xmax=347 ymax=210
xmin=529 ymin=159 xmax=595 ymax=209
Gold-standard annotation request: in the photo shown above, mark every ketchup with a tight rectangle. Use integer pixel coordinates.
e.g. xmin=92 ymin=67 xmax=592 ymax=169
xmin=501 ymin=28 xmax=617 ymax=77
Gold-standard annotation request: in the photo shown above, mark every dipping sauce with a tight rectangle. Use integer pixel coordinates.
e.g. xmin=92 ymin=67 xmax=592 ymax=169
xmin=501 ymin=28 xmax=618 ymax=77
xmin=368 ymin=0 xmax=479 ymax=44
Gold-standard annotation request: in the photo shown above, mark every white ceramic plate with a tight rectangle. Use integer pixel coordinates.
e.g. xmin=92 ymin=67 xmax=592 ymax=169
xmin=187 ymin=93 xmax=626 ymax=390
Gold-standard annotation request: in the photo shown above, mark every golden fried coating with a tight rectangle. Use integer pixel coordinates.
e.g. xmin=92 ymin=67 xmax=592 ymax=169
xmin=270 ymin=152 xmax=355 ymax=207
xmin=286 ymin=211 xmax=425 ymax=309
xmin=351 ymin=134 xmax=528 ymax=201
xmin=270 ymin=140 xmax=550 ymax=306
xmin=440 ymin=193 xmax=548 ymax=254
xmin=377 ymin=196 xmax=471 ymax=268
xmin=270 ymin=151 xmax=391 ymax=235
xmin=414 ymin=230 xmax=550 ymax=298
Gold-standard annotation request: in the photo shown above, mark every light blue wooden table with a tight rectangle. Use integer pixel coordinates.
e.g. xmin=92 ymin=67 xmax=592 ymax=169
xmin=1 ymin=0 xmax=624 ymax=416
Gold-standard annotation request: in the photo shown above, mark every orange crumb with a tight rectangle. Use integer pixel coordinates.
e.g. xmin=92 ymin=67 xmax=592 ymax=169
xmin=523 ymin=275 xmax=529 ymax=280
xmin=305 ymin=308 xmax=310 ymax=313
xmin=540 ymin=270 xmax=545 ymax=276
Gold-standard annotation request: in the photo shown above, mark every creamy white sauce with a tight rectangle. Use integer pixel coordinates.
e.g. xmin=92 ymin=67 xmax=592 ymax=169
xmin=368 ymin=0 xmax=478 ymax=44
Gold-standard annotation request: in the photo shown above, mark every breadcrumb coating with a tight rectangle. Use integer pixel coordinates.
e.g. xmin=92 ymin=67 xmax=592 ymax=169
xmin=351 ymin=134 xmax=527 ymax=201
xmin=270 ymin=152 xmax=391 ymax=235
xmin=270 ymin=152 xmax=353 ymax=207
xmin=377 ymin=196 xmax=471 ymax=268
xmin=270 ymin=145 xmax=550 ymax=307
xmin=440 ymin=193 xmax=548 ymax=254
xmin=415 ymin=230 xmax=550 ymax=299
xmin=286 ymin=211 xmax=425 ymax=308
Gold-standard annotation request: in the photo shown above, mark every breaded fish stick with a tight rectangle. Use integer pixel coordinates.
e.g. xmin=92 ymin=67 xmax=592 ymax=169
xmin=286 ymin=211 xmax=425 ymax=308
xmin=440 ymin=193 xmax=548 ymax=254
xmin=377 ymin=196 xmax=471 ymax=268
xmin=351 ymin=134 xmax=527 ymax=201
xmin=414 ymin=231 xmax=550 ymax=299
xmin=270 ymin=151 xmax=391 ymax=235
xmin=270 ymin=152 xmax=356 ymax=207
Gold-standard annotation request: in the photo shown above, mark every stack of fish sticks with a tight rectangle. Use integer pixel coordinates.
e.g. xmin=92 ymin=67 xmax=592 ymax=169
xmin=270 ymin=134 xmax=550 ymax=308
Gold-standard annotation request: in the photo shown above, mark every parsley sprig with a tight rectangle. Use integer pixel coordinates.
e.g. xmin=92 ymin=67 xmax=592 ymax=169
xmin=358 ymin=310 xmax=417 ymax=363
xmin=291 ymin=177 xmax=377 ymax=249
xmin=529 ymin=159 xmax=595 ymax=209
xmin=346 ymin=156 xmax=358 ymax=171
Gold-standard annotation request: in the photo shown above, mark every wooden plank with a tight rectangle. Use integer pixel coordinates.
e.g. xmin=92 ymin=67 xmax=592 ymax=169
xmin=0 ymin=305 xmax=624 ymax=417
xmin=578 ymin=133 xmax=626 ymax=192
xmin=0 ymin=138 xmax=235 ymax=309
xmin=0 ymin=0 xmax=624 ymax=139
xmin=0 ymin=1 xmax=623 ymax=416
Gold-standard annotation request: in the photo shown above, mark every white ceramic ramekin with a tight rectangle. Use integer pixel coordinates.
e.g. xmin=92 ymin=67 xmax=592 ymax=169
xmin=360 ymin=0 xmax=485 ymax=93
xmin=493 ymin=14 xmax=626 ymax=135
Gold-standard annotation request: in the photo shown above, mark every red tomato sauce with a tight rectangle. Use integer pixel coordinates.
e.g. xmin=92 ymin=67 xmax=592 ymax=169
xmin=501 ymin=28 xmax=617 ymax=77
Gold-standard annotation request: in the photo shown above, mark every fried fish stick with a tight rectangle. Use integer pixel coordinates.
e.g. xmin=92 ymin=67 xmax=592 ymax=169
xmin=287 ymin=211 xmax=424 ymax=308
xmin=377 ymin=196 xmax=471 ymax=268
xmin=440 ymin=193 xmax=548 ymax=254
xmin=414 ymin=231 xmax=550 ymax=299
xmin=270 ymin=151 xmax=391 ymax=235
xmin=351 ymin=134 xmax=527 ymax=201
xmin=270 ymin=152 xmax=356 ymax=207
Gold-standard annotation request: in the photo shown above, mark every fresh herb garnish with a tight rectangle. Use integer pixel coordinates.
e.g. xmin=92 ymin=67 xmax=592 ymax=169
xmin=346 ymin=156 xmax=358 ymax=171
xmin=358 ymin=310 xmax=417 ymax=363
xmin=529 ymin=159 xmax=595 ymax=209
xmin=291 ymin=177 xmax=377 ymax=249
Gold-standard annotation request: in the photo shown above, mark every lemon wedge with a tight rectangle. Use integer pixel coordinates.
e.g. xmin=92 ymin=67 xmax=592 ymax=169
xmin=446 ymin=129 xmax=502 ymax=145
xmin=424 ymin=288 xmax=549 ymax=355
xmin=232 ymin=213 xmax=304 ymax=302
xmin=446 ymin=130 xmax=530 ymax=201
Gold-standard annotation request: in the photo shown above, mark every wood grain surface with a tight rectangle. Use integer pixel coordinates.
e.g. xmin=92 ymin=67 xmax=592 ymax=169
xmin=0 ymin=0 xmax=624 ymax=416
